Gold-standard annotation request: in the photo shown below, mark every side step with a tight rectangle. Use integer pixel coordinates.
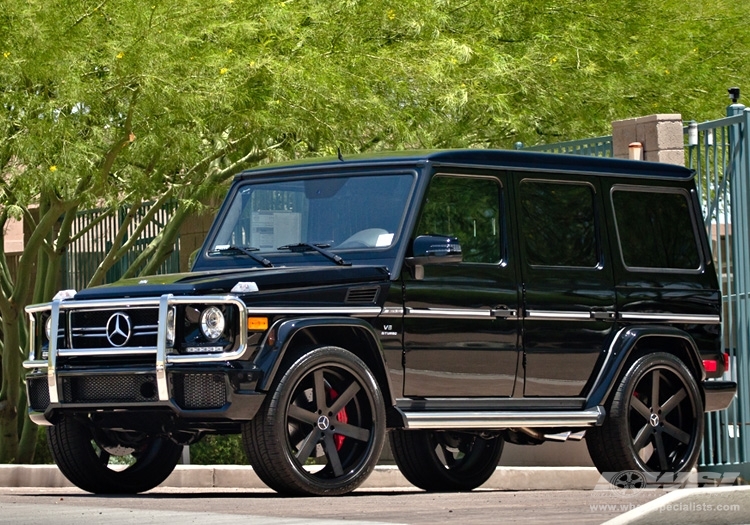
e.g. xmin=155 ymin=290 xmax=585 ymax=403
xmin=400 ymin=406 xmax=605 ymax=430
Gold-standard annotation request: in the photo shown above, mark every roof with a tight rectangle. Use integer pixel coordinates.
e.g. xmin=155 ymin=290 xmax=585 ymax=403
xmin=235 ymin=149 xmax=694 ymax=181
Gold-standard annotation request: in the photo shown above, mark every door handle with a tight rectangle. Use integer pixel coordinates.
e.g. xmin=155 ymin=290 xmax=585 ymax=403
xmin=492 ymin=308 xmax=518 ymax=319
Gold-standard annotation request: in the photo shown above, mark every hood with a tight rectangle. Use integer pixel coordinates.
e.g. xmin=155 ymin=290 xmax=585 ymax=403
xmin=73 ymin=265 xmax=391 ymax=301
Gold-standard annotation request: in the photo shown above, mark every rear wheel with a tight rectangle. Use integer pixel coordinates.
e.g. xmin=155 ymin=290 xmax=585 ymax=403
xmin=587 ymin=352 xmax=704 ymax=484
xmin=390 ymin=429 xmax=504 ymax=491
xmin=243 ymin=346 xmax=385 ymax=496
xmin=47 ymin=415 xmax=182 ymax=494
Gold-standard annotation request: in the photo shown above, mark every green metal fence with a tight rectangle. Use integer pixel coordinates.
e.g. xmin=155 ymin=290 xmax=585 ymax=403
xmin=687 ymin=104 xmax=750 ymax=476
xmin=519 ymin=135 xmax=613 ymax=157
xmin=61 ymin=201 xmax=180 ymax=290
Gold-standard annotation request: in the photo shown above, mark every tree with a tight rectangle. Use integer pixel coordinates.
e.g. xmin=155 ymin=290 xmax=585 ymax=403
xmin=1 ymin=0 xmax=748 ymax=463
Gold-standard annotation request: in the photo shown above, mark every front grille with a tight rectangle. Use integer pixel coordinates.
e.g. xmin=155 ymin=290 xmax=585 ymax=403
xmin=174 ymin=373 xmax=227 ymax=410
xmin=28 ymin=377 xmax=50 ymax=411
xmin=70 ymin=308 xmax=160 ymax=349
xmin=61 ymin=375 xmax=158 ymax=403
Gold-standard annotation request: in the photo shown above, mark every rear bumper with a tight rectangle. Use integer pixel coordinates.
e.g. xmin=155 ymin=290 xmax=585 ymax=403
xmin=703 ymin=380 xmax=737 ymax=412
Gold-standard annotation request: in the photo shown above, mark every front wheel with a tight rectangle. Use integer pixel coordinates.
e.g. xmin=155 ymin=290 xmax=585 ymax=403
xmin=47 ymin=415 xmax=183 ymax=494
xmin=587 ymin=352 xmax=704 ymax=484
xmin=389 ymin=429 xmax=504 ymax=491
xmin=243 ymin=346 xmax=386 ymax=496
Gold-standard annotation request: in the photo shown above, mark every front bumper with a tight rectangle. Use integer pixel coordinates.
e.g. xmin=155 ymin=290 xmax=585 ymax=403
xmin=24 ymin=293 xmax=265 ymax=426
xmin=25 ymin=364 xmax=266 ymax=426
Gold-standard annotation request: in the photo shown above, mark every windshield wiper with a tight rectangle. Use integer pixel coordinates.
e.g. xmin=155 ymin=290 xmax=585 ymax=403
xmin=210 ymin=245 xmax=274 ymax=268
xmin=277 ymin=243 xmax=351 ymax=266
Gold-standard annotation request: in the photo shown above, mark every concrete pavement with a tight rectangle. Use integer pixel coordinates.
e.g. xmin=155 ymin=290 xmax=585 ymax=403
xmin=2 ymin=464 xmax=749 ymax=524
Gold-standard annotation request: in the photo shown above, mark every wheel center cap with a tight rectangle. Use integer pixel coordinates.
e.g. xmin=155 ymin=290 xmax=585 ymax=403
xmin=649 ymin=413 xmax=660 ymax=427
xmin=317 ymin=415 xmax=330 ymax=431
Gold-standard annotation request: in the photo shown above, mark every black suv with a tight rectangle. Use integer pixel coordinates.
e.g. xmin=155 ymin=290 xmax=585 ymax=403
xmin=25 ymin=150 xmax=736 ymax=496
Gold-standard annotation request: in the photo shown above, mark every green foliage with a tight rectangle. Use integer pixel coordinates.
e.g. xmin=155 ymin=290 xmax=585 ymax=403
xmin=188 ymin=435 xmax=247 ymax=465
xmin=32 ymin=427 xmax=53 ymax=464
xmin=1 ymin=0 xmax=748 ymax=462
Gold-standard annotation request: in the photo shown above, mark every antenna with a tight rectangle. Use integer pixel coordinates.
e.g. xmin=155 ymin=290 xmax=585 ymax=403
xmin=337 ymin=147 xmax=344 ymax=162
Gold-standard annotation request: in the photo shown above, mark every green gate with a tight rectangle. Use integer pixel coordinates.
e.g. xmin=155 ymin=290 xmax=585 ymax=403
xmin=61 ymin=201 xmax=180 ymax=290
xmin=688 ymin=100 xmax=750 ymax=478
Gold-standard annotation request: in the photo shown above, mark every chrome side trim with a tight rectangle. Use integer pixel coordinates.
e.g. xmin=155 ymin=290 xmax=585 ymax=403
xmin=619 ymin=312 xmax=721 ymax=324
xmin=525 ymin=310 xmax=594 ymax=321
xmin=244 ymin=306 xmax=381 ymax=317
xmin=401 ymin=406 xmax=605 ymax=430
xmin=405 ymin=307 xmax=493 ymax=320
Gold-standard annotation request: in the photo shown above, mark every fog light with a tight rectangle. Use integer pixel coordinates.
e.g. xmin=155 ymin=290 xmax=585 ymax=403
xmin=200 ymin=306 xmax=225 ymax=341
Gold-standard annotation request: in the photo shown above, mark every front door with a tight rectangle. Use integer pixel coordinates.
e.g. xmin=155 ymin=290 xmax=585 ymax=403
xmin=402 ymin=172 xmax=520 ymax=397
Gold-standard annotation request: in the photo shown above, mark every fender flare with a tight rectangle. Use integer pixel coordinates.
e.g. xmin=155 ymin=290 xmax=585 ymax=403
xmin=584 ymin=325 xmax=706 ymax=410
xmin=253 ymin=316 xmax=396 ymax=406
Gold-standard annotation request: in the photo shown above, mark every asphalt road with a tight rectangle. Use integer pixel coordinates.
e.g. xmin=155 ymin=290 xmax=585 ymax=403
xmin=0 ymin=486 xmax=671 ymax=525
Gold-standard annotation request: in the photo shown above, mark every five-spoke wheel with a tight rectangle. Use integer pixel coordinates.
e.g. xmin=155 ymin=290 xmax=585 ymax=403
xmin=47 ymin=415 xmax=183 ymax=494
xmin=587 ymin=352 xmax=703 ymax=484
xmin=390 ymin=429 xmax=504 ymax=491
xmin=243 ymin=346 xmax=385 ymax=496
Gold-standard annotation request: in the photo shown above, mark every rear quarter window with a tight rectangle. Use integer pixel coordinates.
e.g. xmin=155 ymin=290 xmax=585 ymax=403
xmin=611 ymin=186 xmax=701 ymax=271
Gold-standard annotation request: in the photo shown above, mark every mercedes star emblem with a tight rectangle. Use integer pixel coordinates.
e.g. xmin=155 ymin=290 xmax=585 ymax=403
xmin=106 ymin=312 xmax=132 ymax=347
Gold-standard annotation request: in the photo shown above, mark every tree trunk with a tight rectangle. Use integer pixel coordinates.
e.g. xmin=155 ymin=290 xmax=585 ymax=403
xmin=0 ymin=310 xmax=21 ymax=463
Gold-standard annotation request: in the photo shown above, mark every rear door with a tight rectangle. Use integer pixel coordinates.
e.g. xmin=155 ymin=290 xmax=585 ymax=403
xmin=514 ymin=173 xmax=617 ymax=397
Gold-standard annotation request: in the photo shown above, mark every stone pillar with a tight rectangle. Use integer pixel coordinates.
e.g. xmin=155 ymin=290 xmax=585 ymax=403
xmin=612 ymin=113 xmax=685 ymax=165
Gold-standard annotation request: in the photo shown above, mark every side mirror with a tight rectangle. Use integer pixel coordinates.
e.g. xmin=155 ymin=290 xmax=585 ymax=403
xmin=405 ymin=235 xmax=462 ymax=279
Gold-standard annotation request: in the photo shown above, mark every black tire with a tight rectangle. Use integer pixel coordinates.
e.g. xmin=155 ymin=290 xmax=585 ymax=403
xmin=389 ymin=429 xmax=504 ymax=492
xmin=243 ymin=346 xmax=386 ymax=496
xmin=47 ymin=415 xmax=183 ymax=494
xmin=587 ymin=352 xmax=704 ymax=483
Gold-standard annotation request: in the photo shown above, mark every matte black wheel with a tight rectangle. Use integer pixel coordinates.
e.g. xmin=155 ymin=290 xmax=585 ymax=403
xmin=390 ymin=429 xmax=504 ymax=491
xmin=47 ymin=415 xmax=182 ymax=494
xmin=243 ymin=346 xmax=385 ymax=496
xmin=587 ymin=352 xmax=704 ymax=483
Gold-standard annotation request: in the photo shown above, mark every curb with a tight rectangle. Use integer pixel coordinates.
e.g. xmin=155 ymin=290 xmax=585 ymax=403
xmin=0 ymin=465 xmax=602 ymax=491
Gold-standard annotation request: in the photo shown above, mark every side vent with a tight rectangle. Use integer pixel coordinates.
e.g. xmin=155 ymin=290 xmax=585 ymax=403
xmin=345 ymin=286 xmax=380 ymax=304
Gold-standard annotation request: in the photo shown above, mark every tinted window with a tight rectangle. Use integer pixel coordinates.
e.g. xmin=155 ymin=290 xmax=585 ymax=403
xmin=612 ymin=188 xmax=700 ymax=270
xmin=416 ymin=175 xmax=502 ymax=264
xmin=519 ymin=181 xmax=598 ymax=267
xmin=211 ymin=173 xmax=415 ymax=252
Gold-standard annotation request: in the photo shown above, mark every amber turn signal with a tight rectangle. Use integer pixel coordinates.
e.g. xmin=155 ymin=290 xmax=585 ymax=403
xmin=247 ymin=317 xmax=269 ymax=331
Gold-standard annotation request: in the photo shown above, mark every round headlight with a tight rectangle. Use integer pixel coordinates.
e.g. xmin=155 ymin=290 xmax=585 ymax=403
xmin=166 ymin=308 xmax=176 ymax=346
xmin=44 ymin=316 xmax=53 ymax=340
xmin=200 ymin=306 xmax=225 ymax=341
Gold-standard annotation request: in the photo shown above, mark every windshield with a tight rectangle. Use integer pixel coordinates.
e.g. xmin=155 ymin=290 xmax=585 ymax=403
xmin=209 ymin=172 xmax=416 ymax=258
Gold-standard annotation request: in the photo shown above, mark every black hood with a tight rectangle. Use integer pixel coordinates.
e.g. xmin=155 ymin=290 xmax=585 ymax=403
xmin=73 ymin=265 xmax=391 ymax=301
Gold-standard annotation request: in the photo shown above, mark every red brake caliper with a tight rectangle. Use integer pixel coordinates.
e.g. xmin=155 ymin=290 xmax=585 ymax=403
xmin=328 ymin=388 xmax=348 ymax=450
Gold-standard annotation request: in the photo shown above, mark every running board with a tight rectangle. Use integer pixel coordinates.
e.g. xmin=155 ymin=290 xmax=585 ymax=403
xmin=400 ymin=406 xmax=605 ymax=430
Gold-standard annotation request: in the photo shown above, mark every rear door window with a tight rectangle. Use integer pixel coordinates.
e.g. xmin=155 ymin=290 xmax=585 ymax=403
xmin=518 ymin=180 xmax=599 ymax=268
